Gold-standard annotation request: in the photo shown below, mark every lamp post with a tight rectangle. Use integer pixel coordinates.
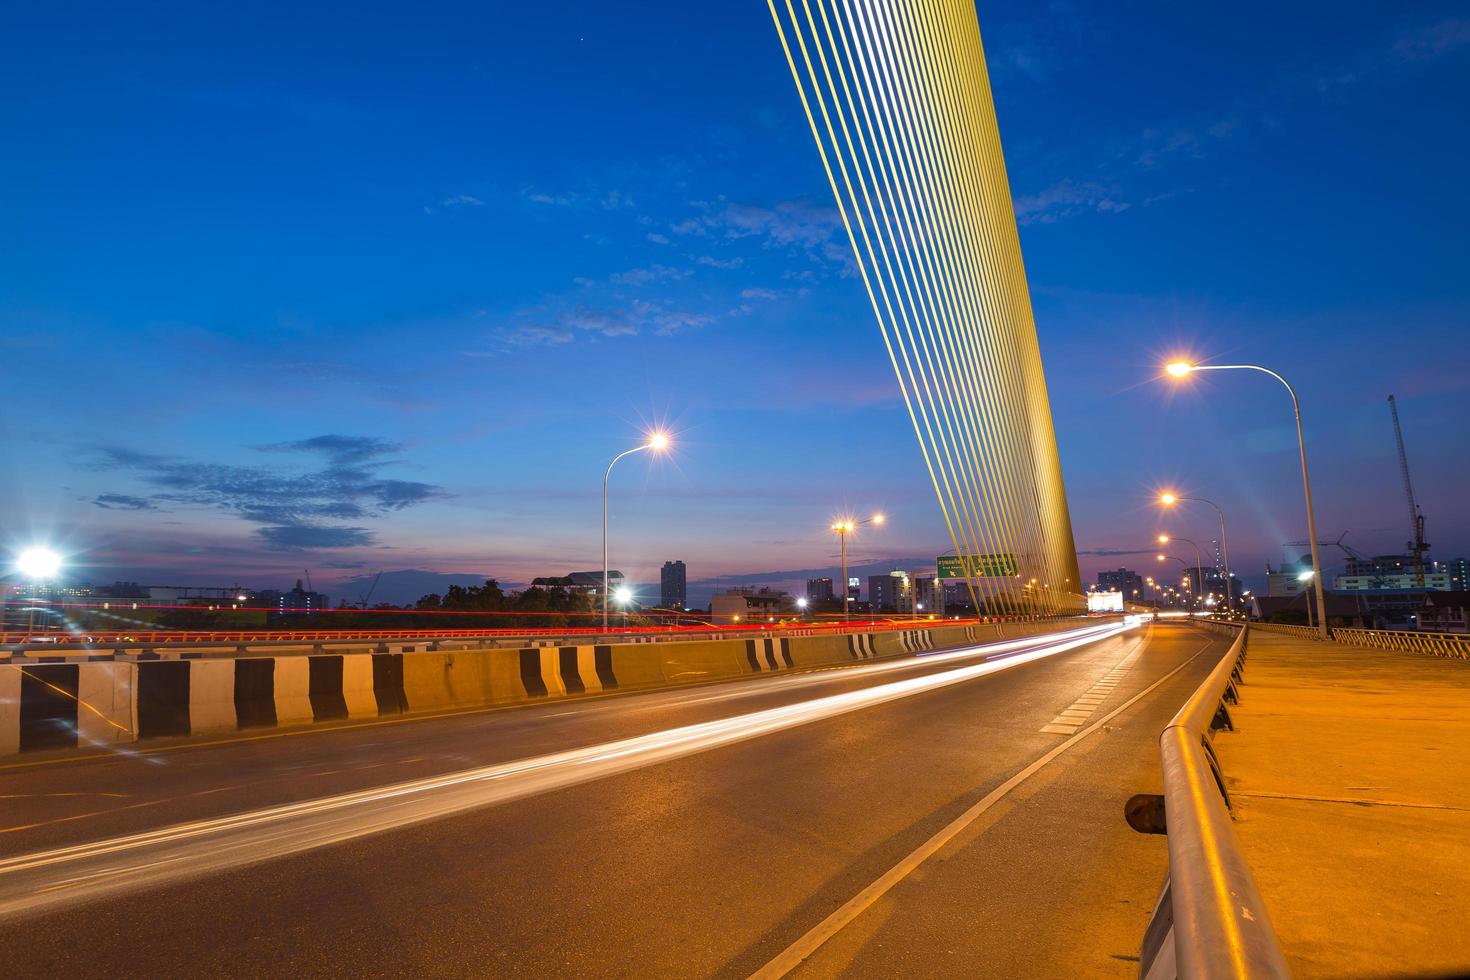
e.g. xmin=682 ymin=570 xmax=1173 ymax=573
xmin=1297 ymin=570 xmax=1316 ymax=630
xmin=1166 ymin=361 xmax=1327 ymax=638
xmin=1157 ymin=554 xmax=1193 ymax=609
xmin=602 ymin=432 xmax=671 ymax=631
xmin=1160 ymin=492 xmax=1235 ymax=617
xmin=15 ymin=547 xmax=62 ymax=638
xmin=831 ymin=513 xmax=885 ymax=622
xmin=1156 ymin=534 xmax=1204 ymax=607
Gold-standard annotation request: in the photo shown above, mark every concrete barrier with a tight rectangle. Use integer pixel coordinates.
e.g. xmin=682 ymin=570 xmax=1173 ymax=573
xmin=0 ymin=618 xmax=1103 ymax=756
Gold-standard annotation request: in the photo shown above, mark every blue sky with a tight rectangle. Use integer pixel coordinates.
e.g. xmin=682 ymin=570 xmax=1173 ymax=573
xmin=2 ymin=2 xmax=1467 ymax=604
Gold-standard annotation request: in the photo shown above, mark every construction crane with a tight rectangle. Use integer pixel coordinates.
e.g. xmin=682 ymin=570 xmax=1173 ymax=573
xmin=357 ymin=570 xmax=383 ymax=609
xmin=1388 ymin=394 xmax=1429 ymax=586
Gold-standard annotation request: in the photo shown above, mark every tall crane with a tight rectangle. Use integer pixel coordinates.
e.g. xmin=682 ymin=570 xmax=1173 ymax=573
xmin=1387 ymin=395 xmax=1429 ymax=586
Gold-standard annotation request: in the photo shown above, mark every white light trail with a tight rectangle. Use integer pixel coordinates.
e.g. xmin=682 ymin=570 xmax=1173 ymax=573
xmin=0 ymin=619 xmax=1133 ymax=919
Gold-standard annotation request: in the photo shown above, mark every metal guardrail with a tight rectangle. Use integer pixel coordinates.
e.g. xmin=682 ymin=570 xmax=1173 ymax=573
xmin=1133 ymin=624 xmax=1290 ymax=979
xmin=1210 ymin=619 xmax=1470 ymax=660
xmin=1331 ymin=627 xmax=1470 ymax=659
xmin=1242 ymin=622 xmax=1319 ymax=641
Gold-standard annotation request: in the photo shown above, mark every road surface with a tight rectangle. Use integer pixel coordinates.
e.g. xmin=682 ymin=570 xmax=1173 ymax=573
xmin=0 ymin=622 xmax=1222 ymax=977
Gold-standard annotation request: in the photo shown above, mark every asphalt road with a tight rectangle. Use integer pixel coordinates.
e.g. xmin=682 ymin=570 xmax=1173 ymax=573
xmin=0 ymin=622 xmax=1223 ymax=978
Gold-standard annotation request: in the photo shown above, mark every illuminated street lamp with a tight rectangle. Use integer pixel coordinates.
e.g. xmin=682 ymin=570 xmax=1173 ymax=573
xmin=1161 ymin=492 xmax=1236 ymax=617
xmin=1157 ymin=554 xmax=1194 ymax=606
xmin=14 ymin=546 xmax=62 ymax=637
xmin=602 ymin=432 xmax=672 ymax=630
xmin=831 ymin=513 xmax=885 ymax=622
xmin=1165 ymin=360 xmax=1326 ymax=638
xmin=1297 ymin=570 xmax=1317 ymax=630
xmin=1156 ymin=533 xmax=1204 ymax=606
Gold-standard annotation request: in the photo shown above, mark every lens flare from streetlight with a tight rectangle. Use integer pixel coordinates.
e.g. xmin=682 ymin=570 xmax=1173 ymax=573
xmin=16 ymin=547 xmax=62 ymax=580
xmin=872 ymin=513 xmax=886 ymax=525
xmin=614 ymin=586 xmax=633 ymax=604
xmin=1160 ymin=492 xmax=1177 ymax=505
xmin=646 ymin=432 xmax=670 ymax=451
xmin=1165 ymin=361 xmax=1194 ymax=378
xmin=1157 ymin=534 xmax=1169 ymax=544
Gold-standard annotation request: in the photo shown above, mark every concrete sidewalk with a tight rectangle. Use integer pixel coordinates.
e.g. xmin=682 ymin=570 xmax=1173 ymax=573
xmin=1217 ymin=630 xmax=1470 ymax=978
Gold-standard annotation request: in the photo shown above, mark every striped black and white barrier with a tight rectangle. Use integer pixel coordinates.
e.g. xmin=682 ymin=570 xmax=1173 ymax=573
xmin=847 ymin=634 xmax=877 ymax=659
xmin=896 ymin=629 xmax=934 ymax=654
xmin=744 ymin=637 xmax=794 ymax=672
xmin=517 ymin=646 xmax=617 ymax=697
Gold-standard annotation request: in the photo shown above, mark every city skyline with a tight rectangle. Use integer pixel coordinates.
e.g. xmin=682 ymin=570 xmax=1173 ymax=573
xmin=4 ymin=2 xmax=1468 ymax=597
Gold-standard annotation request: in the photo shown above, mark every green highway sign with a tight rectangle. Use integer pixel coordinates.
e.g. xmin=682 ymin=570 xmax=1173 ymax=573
xmin=936 ymin=554 xmax=1018 ymax=578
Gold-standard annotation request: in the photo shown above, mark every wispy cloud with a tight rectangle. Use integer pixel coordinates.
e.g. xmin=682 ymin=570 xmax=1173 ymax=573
xmin=1013 ymin=179 xmax=1130 ymax=225
xmin=92 ymin=493 xmax=157 ymax=511
xmin=673 ymin=198 xmax=849 ymax=267
xmin=501 ymin=299 xmax=713 ymax=346
xmin=94 ymin=437 xmax=443 ymax=550
xmin=606 ymin=264 xmax=692 ymax=286
xmin=696 ymin=255 xmax=744 ymax=269
xmin=1393 ymin=18 xmax=1470 ymax=62
xmin=423 ymin=193 xmax=484 ymax=215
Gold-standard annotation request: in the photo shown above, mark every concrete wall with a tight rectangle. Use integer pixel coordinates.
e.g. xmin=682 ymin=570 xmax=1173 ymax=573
xmin=0 ymin=618 xmax=1098 ymax=757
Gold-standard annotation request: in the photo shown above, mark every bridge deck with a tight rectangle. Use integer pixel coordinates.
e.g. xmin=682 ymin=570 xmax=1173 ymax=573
xmin=1217 ymin=631 xmax=1470 ymax=977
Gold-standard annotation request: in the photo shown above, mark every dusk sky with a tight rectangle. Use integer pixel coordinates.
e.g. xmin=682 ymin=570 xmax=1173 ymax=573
xmin=3 ymin=2 xmax=1467 ymax=605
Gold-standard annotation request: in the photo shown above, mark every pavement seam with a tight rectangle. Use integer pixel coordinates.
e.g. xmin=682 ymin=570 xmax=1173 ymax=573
xmin=1037 ymin=647 xmax=1143 ymax=735
xmin=748 ymin=632 xmax=1218 ymax=980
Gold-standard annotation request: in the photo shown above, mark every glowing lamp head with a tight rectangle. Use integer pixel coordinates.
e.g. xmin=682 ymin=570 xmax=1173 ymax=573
xmin=871 ymin=513 xmax=886 ymax=525
xmin=16 ymin=547 xmax=61 ymax=581
xmin=646 ymin=432 xmax=670 ymax=452
xmin=796 ymin=597 xmax=808 ymax=609
xmin=1157 ymin=554 xmax=1167 ymax=562
xmin=1160 ymin=493 xmax=1177 ymax=505
xmin=1165 ymin=361 xmax=1194 ymax=378
xmin=1297 ymin=570 xmax=1315 ymax=582
xmin=613 ymin=586 xmax=634 ymax=604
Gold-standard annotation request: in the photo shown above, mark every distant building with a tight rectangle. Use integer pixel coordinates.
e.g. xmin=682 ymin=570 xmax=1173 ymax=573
xmin=531 ymin=570 xmax=624 ymax=597
xmin=710 ymin=587 xmax=794 ymax=624
xmin=847 ymin=577 xmax=861 ymax=601
xmin=1447 ymin=558 xmax=1470 ymax=591
xmin=1334 ymin=570 xmax=1451 ymax=591
xmin=1334 ymin=554 xmax=1450 ymax=591
xmin=1096 ymin=568 xmax=1144 ymax=600
xmin=806 ymin=577 xmax=834 ymax=603
xmin=868 ymin=571 xmax=911 ymax=613
xmin=660 ymin=561 xmax=687 ymax=609
xmin=913 ymin=575 xmax=940 ymax=615
xmin=1419 ymin=591 xmax=1470 ymax=633
xmin=257 ymin=579 xmax=329 ymax=615
xmin=1266 ymin=553 xmax=1316 ymax=598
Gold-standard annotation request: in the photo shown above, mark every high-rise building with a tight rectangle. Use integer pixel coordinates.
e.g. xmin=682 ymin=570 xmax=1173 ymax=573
xmin=1097 ymin=568 xmax=1144 ymax=599
xmin=868 ymin=571 xmax=911 ymax=613
xmin=913 ymin=575 xmax=940 ymax=614
xmin=660 ymin=561 xmax=687 ymax=610
xmin=806 ymin=577 xmax=834 ymax=603
xmin=1447 ymin=558 xmax=1470 ymax=591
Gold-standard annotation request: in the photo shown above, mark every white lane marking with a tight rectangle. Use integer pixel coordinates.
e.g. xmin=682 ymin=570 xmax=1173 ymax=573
xmin=0 ymin=622 xmax=1137 ymax=921
xmin=1039 ymin=642 xmax=1145 ymax=734
xmin=749 ymin=635 xmax=1218 ymax=980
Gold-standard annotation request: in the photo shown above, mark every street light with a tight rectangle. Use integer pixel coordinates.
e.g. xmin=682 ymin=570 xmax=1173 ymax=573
xmin=1297 ymin=570 xmax=1317 ymax=630
xmin=1160 ymin=492 xmax=1236 ymax=617
xmin=831 ymin=513 xmax=885 ymax=622
xmin=14 ymin=546 xmax=62 ymax=637
xmin=1157 ymin=534 xmax=1204 ymax=606
xmin=602 ymin=432 xmax=672 ymax=630
xmin=1165 ymin=360 xmax=1327 ymax=638
xmin=1158 ymin=554 xmax=1193 ymax=606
